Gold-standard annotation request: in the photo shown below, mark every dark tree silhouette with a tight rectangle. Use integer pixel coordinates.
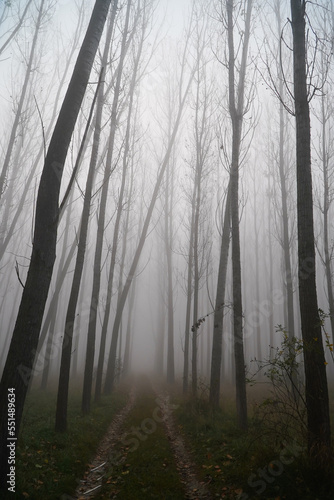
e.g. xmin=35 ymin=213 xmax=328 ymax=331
xmin=0 ymin=0 xmax=112 ymax=488
xmin=290 ymin=0 xmax=331 ymax=464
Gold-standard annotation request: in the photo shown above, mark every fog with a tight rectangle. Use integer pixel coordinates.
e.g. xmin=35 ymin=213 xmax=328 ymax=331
xmin=0 ymin=0 xmax=334 ymax=403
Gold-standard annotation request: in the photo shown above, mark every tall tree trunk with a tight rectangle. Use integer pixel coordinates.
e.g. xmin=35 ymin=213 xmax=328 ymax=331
xmin=183 ymin=184 xmax=195 ymax=394
xmin=123 ymin=274 xmax=137 ymax=377
xmin=55 ymin=63 xmax=109 ymax=432
xmin=121 ymin=157 xmax=136 ymax=379
xmin=252 ymin=168 xmax=262 ymax=361
xmin=267 ymin=164 xmax=274 ymax=356
xmin=155 ymin=232 xmax=166 ymax=377
xmin=209 ymin=183 xmax=231 ymax=407
xmin=40 ymin=193 xmax=73 ymax=391
xmin=0 ymin=0 xmax=111 ymax=485
xmin=320 ymin=90 xmax=334 ymax=342
xmin=226 ymin=0 xmax=252 ymax=430
xmin=81 ymin=0 xmax=130 ymax=415
xmin=192 ymin=167 xmax=201 ymax=396
xmin=290 ymin=0 xmax=331 ymax=463
xmin=275 ymin=2 xmax=295 ymax=340
xmin=165 ymin=161 xmax=175 ymax=385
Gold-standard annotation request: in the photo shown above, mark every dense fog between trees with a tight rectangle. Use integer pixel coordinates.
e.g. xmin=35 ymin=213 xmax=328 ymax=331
xmin=0 ymin=0 xmax=333 ymax=456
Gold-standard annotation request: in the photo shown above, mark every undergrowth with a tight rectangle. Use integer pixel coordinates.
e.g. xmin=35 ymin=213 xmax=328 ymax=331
xmin=174 ymin=383 xmax=334 ymax=500
xmin=12 ymin=386 xmax=127 ymax=499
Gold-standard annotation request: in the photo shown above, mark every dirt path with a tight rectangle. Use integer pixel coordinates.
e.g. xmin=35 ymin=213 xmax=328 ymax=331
xmin=155 ymin=390 xmax=213 ymax=500
xmin=75 ymin=387 xmax=137 ymax=499
xmin=74 ymin=381 xmax=213 ymax=499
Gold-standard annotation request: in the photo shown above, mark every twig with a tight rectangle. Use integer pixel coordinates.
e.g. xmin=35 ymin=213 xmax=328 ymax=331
xmin=15 ymin=260 xmax=25 ymax=289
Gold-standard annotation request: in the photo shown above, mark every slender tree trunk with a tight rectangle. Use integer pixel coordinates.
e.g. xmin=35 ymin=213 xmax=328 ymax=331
xmin=81 ymin=0 xmax=131 ymax=415
xmin=165 ymin=161 xmax=175 ymax=385
xmin=252 ymin=168 xmax=262 ymax=361
xmin=266 ymin=159 xmax=274 ymax=356
xmin=155 ymin=233 xmax=166 ymax=377
xmin=183 ymin=185 xmax=195 ymax=394
xmin=40 ymin=195 xmax=73 ymax=391
xmin=55 ymin=64 xmax=109 ymax=432
xmin=0 ymin=0 xmax=111 ymax=484
xmin=320 ymin=91 xmax=334 ymax=341
xmin=123 ymin=275 xmax=137 ymax=377
xmin=290 ymin=0 xmax=331 ymax=463
xmin=226 ymin=0 xmax=252 ymax=430
xmin=192 ymin=169 xmax=201 ymax=396
xmin=72 ymin=248 xmax=89 ymax=380
xmin=275 ymin=0 xmax=295 ymax=340
xmin=121 ymin=158 xmax=136 ymax=378
xmin=209 ymin=184 xmax=231 ymax=407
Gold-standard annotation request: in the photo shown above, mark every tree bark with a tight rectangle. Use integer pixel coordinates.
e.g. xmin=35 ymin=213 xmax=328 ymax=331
xmin=165 ymin=161 xmax=175 ymax=385
xmin=226 ymin=0 xmax=252 ymax=430
xmin=0 ymin=0 xmax=112 ymax=485
xmin=183 ymin=184 xmax=195 ymax=394
xmin=209 ymin=183 xmax=231 ymax=407
xmin=290 ymin=0 xmax=331 ymax=463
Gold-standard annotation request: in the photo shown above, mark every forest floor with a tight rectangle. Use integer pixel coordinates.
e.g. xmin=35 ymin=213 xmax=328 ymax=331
xmin=76 ymin=376 xmax=212 ymax=499
xmin=10 ymin=376 xmax=334 ymax=500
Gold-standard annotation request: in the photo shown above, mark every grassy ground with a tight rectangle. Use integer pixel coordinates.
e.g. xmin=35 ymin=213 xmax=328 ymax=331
xmin=173 ymin=383 xmax=334 ymax=500
xmin=12 ymin=385 xmax=127 ymax=500
xmin=7 ymin=379 xmax=334 ymax=500
xmin=98 ymin=383 xmax=186 ymax=500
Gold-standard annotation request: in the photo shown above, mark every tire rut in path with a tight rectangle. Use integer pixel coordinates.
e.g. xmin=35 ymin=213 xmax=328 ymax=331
xmin=156 ymin=390 xmax=213 ymax=500
xmin=74 ymin=387 xmax=137 ymax=499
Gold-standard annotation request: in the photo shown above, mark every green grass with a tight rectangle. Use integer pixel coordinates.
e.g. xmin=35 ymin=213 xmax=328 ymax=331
xmin=173 ymin=385 xmax=334 ymax=500
xmin=5 ymin=379 xmax=334 ymax=500
xmin=12 ymin=386 xmax=127 ymax=499
xmin=99 ymin=385 xmax=185 ymax=499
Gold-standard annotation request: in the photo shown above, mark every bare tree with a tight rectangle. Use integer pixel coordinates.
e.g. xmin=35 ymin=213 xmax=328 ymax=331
xmin=290 ymin=0 xmax=331 ymax=463
xmin=226 ymin=0 xmax=253 ymax=429
xmin=81 ymin=0 xmax=131 ymax=415
xmin=0 ymin=0 xmax=112 ymax=485
xmin=0 ymin=0 xmax=46 ymax=200
xmin=94 ymin=0 xmax=151 ymax=402
xmin=0 ymin=1 xmax=87 ymax=262
xmin=55 ymin=1 xmax=119 ymax=429
xmin=103 ymin=35 xmax=199 ymax=394
xmin=0 ymin=0 xmax=33 ymax=56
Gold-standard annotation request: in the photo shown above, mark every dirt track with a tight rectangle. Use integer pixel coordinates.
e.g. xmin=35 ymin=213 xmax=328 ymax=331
xmin=73 ymin=380 xmax=213 ymax=499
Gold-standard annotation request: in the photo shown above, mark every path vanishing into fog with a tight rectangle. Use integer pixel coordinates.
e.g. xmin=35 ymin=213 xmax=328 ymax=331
xmin=75 ymin=377 xmax=213 ymax=499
